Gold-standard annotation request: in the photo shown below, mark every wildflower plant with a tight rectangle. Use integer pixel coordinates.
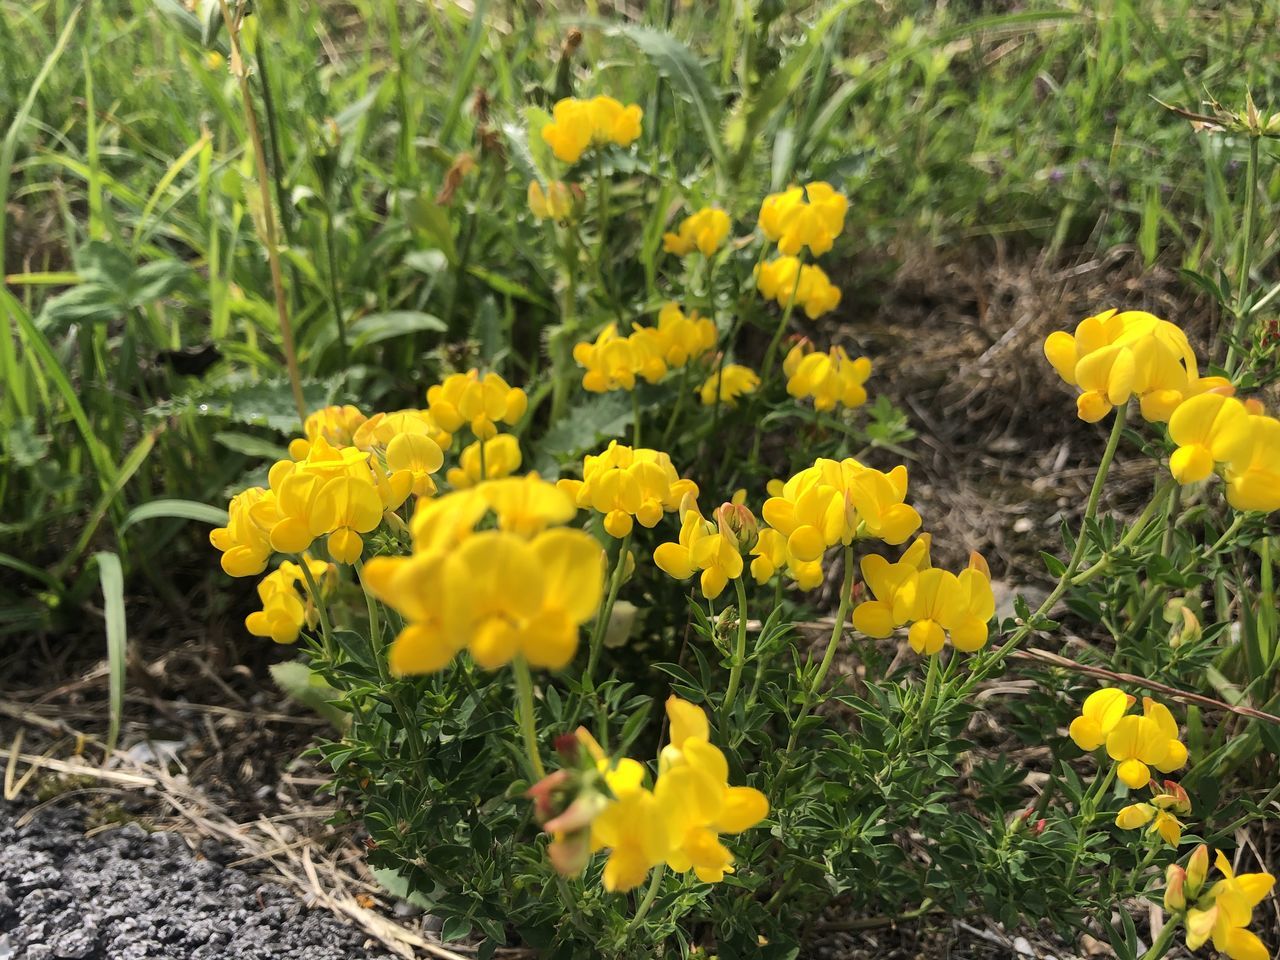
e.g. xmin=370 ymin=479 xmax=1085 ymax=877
xmin=200 ymin=46 xmax=1279 ymax=960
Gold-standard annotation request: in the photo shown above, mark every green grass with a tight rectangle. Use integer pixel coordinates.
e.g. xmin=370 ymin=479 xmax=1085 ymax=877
xmin=1 ymin=0 xmax=1277 ymax=629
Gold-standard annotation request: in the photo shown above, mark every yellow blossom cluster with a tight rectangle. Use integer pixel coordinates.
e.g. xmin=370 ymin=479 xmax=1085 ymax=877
xmin=558 ymin=441 xmax=698 ymax=538
xmin=697 ymin=364 xmax=760 ymax=407
xmin=755 ymin=256 xmax=842 ymax=319
xmin=783 ymin=339 xmax=872 ymax=411
xmin=541 ymin=95 xmax=643 ymax=164
xmin=1166 ymin=392 xmax=1280 ymax=511
xmin=758 ymin=182 xmax=849 ymax=257
xmin=534 ymin=697 xmax=768 ymax=893
xmin=654 ymin=501 xmax=758 ymax=599
xmin=364 ymin=475 xmax=605 ymax=673
xmin=1116 ymin=779 xmax=1191 ymax=847
xmin=1069 ymin=689 xmax=1188 ymax=788
xmin=244 ymin=557 xmax=334 ymax=645
xmin=573 ymin=304 xmax=716 ymax=393
xmin=1166 ymin=846 xmax=1275 ymax=960
xmin=852 ymin=538 xmax=996 ymax=654
xmin=662 ymin=207 xmax=731 ymax=257
xmin=426 ymin=369 xmax=528 ymax=440
xmin=447 ymin=433 xmax=523 ymax=489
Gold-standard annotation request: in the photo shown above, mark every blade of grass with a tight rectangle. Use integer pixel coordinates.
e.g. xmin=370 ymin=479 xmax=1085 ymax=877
xmin=94 ymin=550 xmax=128 ymax=754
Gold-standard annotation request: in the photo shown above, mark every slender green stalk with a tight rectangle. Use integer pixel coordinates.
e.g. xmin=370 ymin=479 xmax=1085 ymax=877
xmin=721 ymin=576 xmax=751 ymax=724
xmin=1064 ymin=762 xmax=1117 ymax=891
xmin=1071 ymin=476 xmax=1177 ymax=585
xmin=785 ymin=545 xmax=855 ymax=754
xmin=627 ymin=865 xmax=664 ymax=930
xmin=660 ymin=364 xmax=691 ymax=447
xmin=760 ymin=256 xmax=806 ymax=381
xmin=513 ymin=656 xmax=545 ymax=779
xmin=586 ymin=532 xmax=632 ymax=684
xmin=324 ymin=210 xmax=349 ymax=366
xmin=253 ymin=25 xmax=297 ymax=250
xmin=355 ymin=559 xmax=387 ymax=681
xmin=1225 ymin=135 xmax=1260 ymax=374
xmin=1139 ymin=912 xmax=1181 ymax=960
xmin=299 ymin=558 xmax=336 ymax=661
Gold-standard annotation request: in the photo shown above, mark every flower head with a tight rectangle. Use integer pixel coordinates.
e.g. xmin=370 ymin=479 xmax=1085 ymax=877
xmin=541 ymin=95 xmax=642 ymax=164
xmin=698 ymin=364 xmax=760 ymax=407
xmin=758 ymin=182 xmax=848 ymax=257
xmin=1069 ymin=688 xmax=1136 ymax=752
xmin=783 ymin=340 xmax=871 ymax=412
xmin=1106 ymin=697 xmax=1188 ymax=788
xmin=663 ymin=207 xmax=731 ymax=257
xmin=1179 ymin=848 xmax=1275 ymax=960
xmin=427 ymin=370 xmax=527 ymax=440
xmin=558 ymin=441 xmax=698 ymax=538
xmin=528 ymin=180 xmax=576 ymax=221
xmin=755 ymin=257 xmax=842 ymax=319
xmin=446 ymin=433 xmax=523 ymax=489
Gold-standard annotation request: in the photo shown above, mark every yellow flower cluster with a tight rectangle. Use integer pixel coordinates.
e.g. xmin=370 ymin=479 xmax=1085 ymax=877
xmin=1116 ymin=779 xmax=1190 ymax=847
xmin=245 ymin=557 xmax=333 ymax=645
xmin=697 ymin=363 xmax=760 ymax=407
xmin=427 ymin=369 xmax=528 ymax=440
xmin=573 ymin=304 xmax=716 ymax=393
xmin=541 ymin=95 xmax=643 ymax=164
xmin=853 ymin=539 xmax=996 ymax=654
xmin=755 ymin=256 xmax=842 ymax=319
xmin=1069 ymin=689 xmax=1188 ymax=788
xmin=1166 ymin=846 xmax=1275 ymax=960
xmin=364 ymin=475 xmax=604 ymax=673
xmin=539 ymin=697 xmax=768 ymax=893
xmin=558 ymin=441 xmax=698 ymax=538
xmin=783 ymin=339 xmax=872 ymax=411
xmin=288 ymin=404 xmax=368 ymax=460
xmin=1045 ymin=309 xmax=1280 ymax=513
xmin=662 ymin=207 xmax=731 ymax=257
xmin=447 ymin=433 xmax=523 ymax=489
xmin=654 ymin=501 xmax=758 ymax=599
xmin=759 ymin=457 xmax=922 ymax=588
xmin=758 ymin=182 xmax=849 ymax=257
xmin=527 ymin=180 xmax=576 ymax=221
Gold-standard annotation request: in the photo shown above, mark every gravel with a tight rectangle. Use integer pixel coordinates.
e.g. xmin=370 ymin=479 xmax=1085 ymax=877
xmin=0 ymin=800 xmax=395 ymax=960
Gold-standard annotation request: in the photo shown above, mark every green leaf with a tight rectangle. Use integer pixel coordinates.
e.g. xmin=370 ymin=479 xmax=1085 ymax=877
xmin=466 ymin=266 xmax=551 ymax=309
xmin=269 ymin=661 xmax=349 ymax=731
xmin=538 ymin=393 xmax=634 ymax=464
xmin=122 ymin=498 xmax=228 ymax=532
xmin=441 ymin=915 xmax=473 ymax=942
xmin=351 ymin=311 xmax=447 ymax=349
xmin=95 ymin=551 xmax=128 ymax=753
xmin=212 ymin=431 xmax=290 ymax=460
xmin=407 ymin=194 xmax=458 ymax=264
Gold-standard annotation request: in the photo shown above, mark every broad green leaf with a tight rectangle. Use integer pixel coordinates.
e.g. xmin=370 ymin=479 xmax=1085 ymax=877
xmin=352 ymin=311 xmax=447 ymax=349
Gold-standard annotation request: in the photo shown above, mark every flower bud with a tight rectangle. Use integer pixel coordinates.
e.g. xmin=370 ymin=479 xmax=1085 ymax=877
xmin=1164 ymin=599 xmax=1202 ymax=648
xmin=1186 ymin=843 xmax=1210 ymax=898
xmin=1165 ymin=864 xmax=1187 ymax=911
xmin=715 ymin=502 xmax=759 ymax=553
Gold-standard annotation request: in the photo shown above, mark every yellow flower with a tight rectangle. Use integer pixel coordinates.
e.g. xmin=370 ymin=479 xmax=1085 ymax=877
xmin=1223 ymin=413 xmax=1280 ymax=512
xmin=1167 ymin=393 xmax=1254 ymax=485
xmin=663 ymin=207 xmax=731 ymax=257
xmin=748 ymin=527 xmax=788 ymax=583
xmin=654 ymin=696 xmax=769 ymax=883
xmin=589 ymin=758 xmax=670 ymax=892
xmin=446 ymin=433 xmax=523 ymax=488
xmin=651 ymin=303 xmax=717 ymax=367
xmin=352 ymin=409 xmax=453 ymax=455
xmin=364 ymin=479 xmax=604 ymax=673
xmin=1068 ymin=687 xmax=1135 ymax=751
xmin=527 ymin=180 xmax=575 ymax=220
xmin=558 ymin=441 xmax=698 ymax=538
xmin=698 ymin=364 xmax=760 ymax=407
xmin=895 ymin=553 xmax=995 ymax=655
xmin=653 ymin=500 xmax=745 ymax=599
xmin=1116 ymin=779 xmax=1191 ymax=847
xmin=572 ymin=322 xmax=670 ymax=392
xmin=310 ymin=474 xmax=385 ymax=564
xmin=385 ymin=432 xmax=444 ymax=497
xmin=1183 ymin=849 xmax=1275 ymax=960
xmin=210 ymin=486 xmax=274 ymax=577
xmin=426 ymin=369 xmax=527 ymax=440
xmin=755 ymin=256 xmax=842 ymax=319
xmin=758 ymin=182 xmax=848 ymax=257
xmin=289 ymin=404 xmax=367 ymax=460
xmin=783 ymin=340 xmax=871 ymax=411
xmin=541 ymin=95 xmax=642 ymax=164
xmin=851 ymin=535 xmax=931 ymax=637
xmin=256 ymin=460 xmax=328 ymax=554
xmin=244 ymin=557 xmax=333 ymax=644
xmin=1106 ymin=697 xmax=1188 ymax=789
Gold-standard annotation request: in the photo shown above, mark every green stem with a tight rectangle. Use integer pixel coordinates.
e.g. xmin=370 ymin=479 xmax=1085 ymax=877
xmin=627 ymin=865 xmax=664 ymax=930
xmin=1065 ymin=762 xmax=1117 ymax=891
xmin=785 ymin=545 xmax=855 ymax=754
xmin=1072 ymin=476 xmax=1177 ymax=585
xmin=550 ymin=226 xmax=578 ymax=424
xmin=760 ymin=256 xmax=805 ymax=382
xmin=478 ymin=433 xmax=488 ymax=481
xmin=1139 ymin=912 xmax=1182 ymax=960
xmin=660 ymin=364 xmax=691 ymax=448
xmin=355 ymin=558 xmax=386 ymax=681
xmin=721 ymin=576 xmax=750 ymax=725
xmin=586 ymin=532 xmax=632 ymax=685
xmin=298 ymin=558 xmax=335 ymax=661
xmin=1160 ymin=482 xmax=1183 ymax=558
xmin=324 ymin=209 xmax=348 ymax=367
xmin=919 ymin=652 xmax=941 ymax=716
xmin=1225 ymin=135 xmax=1260 ymax=374
xmin=513 ymin=657 xmax=545 ymax=780
xmin=632 ymin=389 xmax=641 ymax=447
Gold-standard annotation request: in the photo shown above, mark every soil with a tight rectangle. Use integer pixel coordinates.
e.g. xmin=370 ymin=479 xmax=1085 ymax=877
xmin=0 ymin=800 xmax=394 ymax=960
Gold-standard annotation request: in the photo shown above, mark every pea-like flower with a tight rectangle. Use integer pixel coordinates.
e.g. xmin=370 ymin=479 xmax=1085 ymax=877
xmin=244 ymin=557 xmax=333 ymax=645
xmin=894 ymin=552 xmax=995 ymax=654
xmin=1068 ymin=687 xmax=1135 ymax=751
xmin=1223 ymin=413 xmax=1280 ymax=512
xmin=352 ymin=409 xmax=453 ymax=455
xmin=446 ymin=433 xmax=523 ymax=489
xmin=1115 ymin=779 xmax=1191 ymax=847
xmin=663 ymin=207 xmax=731 ymax=257
xmin=589 ymin=756 xmax=671 ymax=893
xmin=698 ymin=364 xmax=760 ymax=407
xmin=1176 ymin=846 xmax=1276 ymax=960
xmin=1106 ymin=696 xmax=1189 ymax=789
xmin=558 ymin=441 xmax=698 ymax=538
xmin=851 ymin=535 xmax=932 ymax=638
xmin=210 ymin=487 xmax=274 ymax=577
xmin=527 ymin=180 xmax=575 ymax=221
xmin=288 ymin=404 xmax=368 ymax=460
xmin=651 ymin=303 xmax=716 ymax=368
xmin=783 ymin=339 xmax=871 ymax=412
xmin=573 ymin=322 xmax=668 ymax=392
xmin=1167 ymin=393 xmax=1254 ymax=485
xmin=310 ymin=474 xmax=385 ymax=564
xmin=540 ymin=95 xmax=642 ymax=164
xmin=426 ymin=370 xmax=528 ymax=440
xmin=755 ymin=256 xmax=842 ymax=319
xmin=758 ymin=182 xmax=848 ymax=257
xmin=653 ymin=499 xmax=752 ymax=599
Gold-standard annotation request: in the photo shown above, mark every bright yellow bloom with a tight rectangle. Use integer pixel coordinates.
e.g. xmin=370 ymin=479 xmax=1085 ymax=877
xmin=783 ymin=340 xmax=871 ymax=411
xmin=310 ymin=474 xmax=385 ymax=564
xmin=749 ymin=527 xmax=788 ymax=583
xmin=1069 ymin=688 xmax=1135 ymax=751
xmin=558 ymin=441 xmax=698 ymax=538
xmin=1106 ymin=697 xmax=1188 ymax=789
xmin=851 ymin=535 xmax=931 ymax=637
xmin=698 ymin=364 xmax=760 ymax=407
xmin=383 ymin=432 xmax=444 ymax=498
xmin=655 ymin=696 xmax=769 ymax=883
xmin=1115 ymin=779 xmax=1190 ymax=847
xmin=895 ymin=552 xmax=995 ymax=654
xmin=1224 ymin=414 xmax=1280 ymax=512
xmin=364 ymin=479 xmax=604 ymax=673
xmin=289 ymin=404 xmax=367 ymax=460
xmin=446 ymin=433 xmax=523 ymax=488
xmin=256 ymin=461 xmax=329 ymax=554
xmin=1167 ymin=393 xmax=1254 ymax=485
xmin=653 ymin=500 xmax=745 ymax=599
xmin=541 ymin=95 xmax=642 ymax=164
xmin=758 ymin=182 xmax=848 ymax=257
xmin=651 ymin=303 xmax=717 ymax=367
xmin=426 ymin=370 xmax=527 ymax=440
xmin=210 ymin=486 xmax=274 ymax=577
xmin=663 ymin=207 xmax=731 ymax=257
xmin=527 ymin=180 xmax=575 ymax=220
xmin=572 ymin=322 xmax=669 ymax=392
xmin=1182 ymin=849 xmax=1275 ymax=960
xmin=245 ymin=557 xmax=333 ymax=644
xmin=755 ymin=256 xmax=842 ymax=319
xmin=353 ymin=409 xmax=453 ymax=455
xmin=589 ymin=758 xmax=670 ymax=892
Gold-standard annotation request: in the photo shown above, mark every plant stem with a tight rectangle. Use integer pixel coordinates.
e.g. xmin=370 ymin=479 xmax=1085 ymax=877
xmin=298 ymin=559 xmax=335 ymax=661
xmin=586 ymin=532 xmax=632 ymax=686
xmin=785 ymin=545 xmax=855 ymax=754
xmin=1065 ymin=761 xmax=1116 ymax=891
xmin=1225 ymin=135 xmax=1260 ymax=374
xmin=627 ymin=865 xmax=664 ymax=930
xmin=1139 ymin=912 xmax=1181 ymax=960
xmin=218 ymin=0 xmax=306 ymax=427
xmin=661 ymin=364 xmax=690 ymax=447
xmin=324 ymin=209 xmax=349 ymax=366
xmin=760 ymin=257 xmax=805 ymax=382
xmin=1072 ymin=476 xmax=1177 ymax=585
xmin=513 ymin=656 xmax=545 ymax=780
xmin=721 ymin=576 xmax=750 ymax=725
